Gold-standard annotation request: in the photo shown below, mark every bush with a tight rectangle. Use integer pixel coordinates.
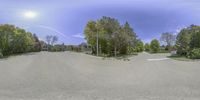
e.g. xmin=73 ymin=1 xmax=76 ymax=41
xmin=127 ymin=46 xmax=137 ymax=54
xmin=187 ymin=48 xmax=200 ymax=59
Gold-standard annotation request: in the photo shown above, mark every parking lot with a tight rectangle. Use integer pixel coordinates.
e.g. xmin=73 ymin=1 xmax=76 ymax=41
xmin=0 ymin=52 xmax=200 ymax=100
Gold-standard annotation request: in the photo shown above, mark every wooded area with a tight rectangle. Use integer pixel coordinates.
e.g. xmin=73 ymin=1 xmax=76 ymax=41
xmin=1 ymin=18 xmax=200 ymax=59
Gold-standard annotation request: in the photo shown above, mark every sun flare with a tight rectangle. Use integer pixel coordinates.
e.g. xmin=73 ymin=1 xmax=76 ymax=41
xmin=24 ymin=11 xmax=37 ymax=18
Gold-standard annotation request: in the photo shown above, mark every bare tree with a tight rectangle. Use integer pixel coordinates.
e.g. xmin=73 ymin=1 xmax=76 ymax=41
xmin=45 ymin=35 xmax=53 ymax=51
xmin=46 ymin=35 xmax=53 ymax=45
xmin=160 ymin=32 xmax=176 ymax=46
xmin=45 ymin=35 xmax=58 ymax=51
xmin=51 ymin=36 xmax=58 ymax=46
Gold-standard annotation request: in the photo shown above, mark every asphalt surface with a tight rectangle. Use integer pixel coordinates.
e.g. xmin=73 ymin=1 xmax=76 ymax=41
xmin=0 ymin=52 xmax=200 ymax=100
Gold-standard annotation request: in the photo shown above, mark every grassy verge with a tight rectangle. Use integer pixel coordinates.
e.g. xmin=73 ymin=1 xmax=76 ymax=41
xmin=146 ymin=51 xmax=170 ymax=54
xmin=0 ymin=52 xmax=38 ymax=60
xmin=168 ymin=55 xmax=194 ymax=61
xmin=86 ymin=52 xmax=138 ymax=61
xmin=114 ymin=53 xmax=138 ymax=61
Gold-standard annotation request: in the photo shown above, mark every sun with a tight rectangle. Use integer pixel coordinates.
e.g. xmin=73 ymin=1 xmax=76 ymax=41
xmin=24 ymin=11 xmax=37 ymax=18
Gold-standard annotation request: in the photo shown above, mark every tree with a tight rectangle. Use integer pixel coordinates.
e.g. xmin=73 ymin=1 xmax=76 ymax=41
xmin=84 ymin=16 xmax=138 ymax=56
xmin=175 ymin=25 xmax=200 ymax=57
xmin=160 ymin=32 xmax=176 ymax=49
xmin=32 ymin=34 xmax=41 ymax=52
xmin=46 ymin=35 xmax=52 ymax=45
xmin=40 ymin=40 xmax=48 ymax=51
xmin=144 ymin=43 xmax=150 ymax=51
xmin=190 ymin=31 xmax=200 ymax=49
xmin=150 ymin=39 xmax=160 ymax=53
xmin=176 ymin=27 xmax=192 ymax=55
xmin=0 ymin=24 xmax=40 ymax=56
xmin=0 ymin=24 xmax=16 ymax=55
xmin=51 ymin=43 xmax=65 ymax=52
xmin=84 ymin=21 xmax=97 ymax=55
xmin=46 ymin=35 xmax=52 ymax=51
xmin=187 ymin=48 xmax=200 ymax=59
xmin=96 ymin=16 xmax=121 ymax=56
xmin=123 ymin=22 xmax=137 ymax=46
xmin=135 ymin=39 xmax=144 ymax=52
xmin=120 ymin=22 xmax=137 ymax=54
xmin=51 ymin=36 xmax=58 ymax=46
xmin=0 ymin=49 xmax=3 ymax=58
xmin=45 ymin=35 xmax=58 ymax=51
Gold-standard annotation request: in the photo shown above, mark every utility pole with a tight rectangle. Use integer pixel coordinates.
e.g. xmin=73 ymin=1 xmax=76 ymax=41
xmin=112 ymin=33 xmax=117 ymax=57
xmin=96 ymin=29 xmax=99 ymax=56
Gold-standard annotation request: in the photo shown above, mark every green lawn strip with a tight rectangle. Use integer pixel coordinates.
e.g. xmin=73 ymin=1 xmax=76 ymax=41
xmin=168 ymin=55 xmax=197 ymax=61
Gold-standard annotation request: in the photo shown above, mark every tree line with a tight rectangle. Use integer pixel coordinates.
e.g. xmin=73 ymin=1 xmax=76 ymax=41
xmin=84 ymin=16 xmax=200 ymax=59
xmin=144 ymin=32 xmax=176 ymax=53
xmin=84 ymin=16 xmax=143 ymax=57
xmin=1 ymin=19 xmax=200 ymax=59
xmin=176 ymin=25 xmax=200 ymax=59
xmin=0 ymin=24 xmax=41 ymax=57
xmin=0 ymin=24 xmax=65 ymax=58
xmin=0 ymin=24 xmax=90 ymax=58
xmin=144 ymin=25 xmax=200 ymax=59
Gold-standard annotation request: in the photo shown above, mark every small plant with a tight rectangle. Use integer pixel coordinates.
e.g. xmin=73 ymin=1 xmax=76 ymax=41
xmin=187 ymin=48 xmax=200 ymax=59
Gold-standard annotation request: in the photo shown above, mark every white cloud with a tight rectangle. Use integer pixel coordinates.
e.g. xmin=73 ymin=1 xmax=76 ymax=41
xmin=72 ymin=33 xmax=85 ymax=39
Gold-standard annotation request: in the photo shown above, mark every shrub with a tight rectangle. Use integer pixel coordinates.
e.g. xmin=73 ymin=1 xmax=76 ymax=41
xmin=127 ymin=46 xmax=137 ymax=54
xmin=187 ymin=48 xmax=200 ymax=59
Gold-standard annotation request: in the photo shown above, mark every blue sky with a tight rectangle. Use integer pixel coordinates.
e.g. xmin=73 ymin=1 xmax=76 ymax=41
xmin=0 ymin=0 xmax=200 ymax=44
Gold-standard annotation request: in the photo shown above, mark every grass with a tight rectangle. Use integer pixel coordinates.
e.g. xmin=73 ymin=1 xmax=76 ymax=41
xmin=114 ymin=53 xmax=138 ymax=61
xmin=92 ymin=53 xmax=138 ymax=61
xmin=168 ymin=54 xmax=194 ymax=61
xmin=147 ymin=50 xmax=170 ymax=54
xmin=0 ymin=52 xmax=38 ymax=60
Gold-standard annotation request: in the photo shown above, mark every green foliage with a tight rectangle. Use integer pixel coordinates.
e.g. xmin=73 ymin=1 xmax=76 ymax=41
xmin=144 ymin=43 xmax=150 ymax=51
xmin=176 ymin=28 xmax=192 ymax=55
xmin=187 ymin=48 xmax=200 ymax=59
xmin=49 ymin=43 xmax=65 ymax=52
xmin=190 ymin=31 xmax=200 ymax=49
xmin=0 ymin=49 xmax=3 ymax=58
xmin=176 ymin=25 xmax=200 ymax=56
xmin=135 ymin=40 xmax=144 ymax=52
xmin=84 ymin=16 xmax=138 ymax=56
xmin=66 ymin=45 xmax=82 ymax=52
xmin=175 ymin=25 xmax=200 ymax=59
xmin=84 ymin=21 xmax=97 ymax=53
xmin=150 ymin=39 xmax=160 ymax=53
xmin=127 ymin=46 xmax=136 ymax=54
xmin=32 ymin=34 xmax=42 ymax=52
xmin=0 ymin=24 xmax=41 ymax=56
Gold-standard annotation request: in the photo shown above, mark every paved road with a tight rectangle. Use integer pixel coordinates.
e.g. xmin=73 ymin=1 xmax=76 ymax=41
xmin=0 ymin=52 xmax=200 ymax=100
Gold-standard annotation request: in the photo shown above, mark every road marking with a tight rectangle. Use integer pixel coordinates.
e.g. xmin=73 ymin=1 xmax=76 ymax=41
xmin=147 ymin=58 xmax=170 ymax=61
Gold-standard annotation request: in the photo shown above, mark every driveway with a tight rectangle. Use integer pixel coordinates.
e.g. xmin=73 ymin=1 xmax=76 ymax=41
xmin=0 ymin=52 xmax=200 ymax=100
